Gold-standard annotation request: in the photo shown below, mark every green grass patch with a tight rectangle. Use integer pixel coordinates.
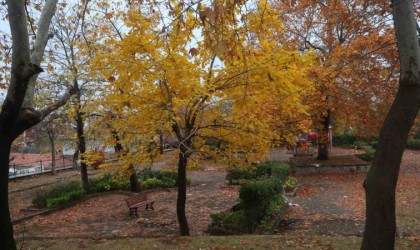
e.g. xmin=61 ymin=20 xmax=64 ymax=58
xmin=15 ymin=235 xmax=419 ymax=250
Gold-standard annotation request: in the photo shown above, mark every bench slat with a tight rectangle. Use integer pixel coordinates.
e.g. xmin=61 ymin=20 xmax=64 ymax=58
xmin=125 ymin=194 xmax=155 ymax=216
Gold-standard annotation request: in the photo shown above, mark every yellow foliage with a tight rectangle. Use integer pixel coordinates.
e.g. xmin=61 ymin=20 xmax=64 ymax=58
xmin=89 ymin=1 xmax=315 ymax=175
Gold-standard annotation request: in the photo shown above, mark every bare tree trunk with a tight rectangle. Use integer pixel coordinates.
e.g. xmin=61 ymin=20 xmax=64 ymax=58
xmin=177 ymin=145 xmax=190 ymax=236
xmin=361 ymin=1 xmax=420 ymax=249
xmin=317 ymin=110 xmax=330 ymax=160
xmin=128 ymin=164 xmax=141 ymax=193
xmin=75 ymin=106 xmax=89 ymax=192
xmin=0 ymin=139 xmax=16 ymax=250
xmin=47 ymin=127 xmax=56 ymax=175
xmin=159 ymin=132 xmax=164 ymax=154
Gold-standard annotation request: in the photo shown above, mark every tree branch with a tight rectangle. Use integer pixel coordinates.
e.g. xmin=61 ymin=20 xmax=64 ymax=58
xmin=23 ymin=0 xmax=59 ymax=107
xmin=39 ymin=86 xmax=77 ymax=120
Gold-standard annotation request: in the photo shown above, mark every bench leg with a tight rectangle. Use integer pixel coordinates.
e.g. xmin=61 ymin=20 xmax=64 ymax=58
xmin=130 ymin=208 xmax=139 ymax=217
xmin=145 ymin=202 xmax=155 ymax=210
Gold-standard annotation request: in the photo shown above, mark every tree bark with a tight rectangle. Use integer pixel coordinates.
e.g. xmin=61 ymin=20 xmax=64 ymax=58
xmin=47 ymin=127 xmax=56 ymax=175
xmin=361 ymin=1 xmax=420 ymax=249
xmin=75 ymin=105 xmax=89 ymax=192
xmin=177 ymin=146 xmax=190 ymax=236
xmin=317 ymin=110 xmax=330 ymax=160
xmin=0 ymin=138 xmax=16 ymax=250
xmin=0 ymin=1 xmax=65 ymax=248
xmin=23 ymin=0 xmax=59 ymax=108
xmin=159 ymin=132 xmax=164 ymax=154
xmin=112 ymin=130 xmax=141 ymax=192
xmin=128 ymin=165 xmax=141 ymax=193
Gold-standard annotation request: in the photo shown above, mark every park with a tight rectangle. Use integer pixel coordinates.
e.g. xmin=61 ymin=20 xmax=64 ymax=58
xmin=0 ymin=0 xmax=419 ymax=249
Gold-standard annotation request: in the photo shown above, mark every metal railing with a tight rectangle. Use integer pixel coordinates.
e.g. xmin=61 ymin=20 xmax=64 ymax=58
xmin=9 ymin=156 xmax=74 ymax=179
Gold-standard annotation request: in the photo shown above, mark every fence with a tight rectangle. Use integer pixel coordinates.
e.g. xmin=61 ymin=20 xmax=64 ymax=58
xmin=9 ymin=156 xmax=74 ymax=179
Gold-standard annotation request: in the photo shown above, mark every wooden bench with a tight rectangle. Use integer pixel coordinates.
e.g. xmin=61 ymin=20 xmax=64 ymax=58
xmin=125 ymin=194 xmax=155 ymax=216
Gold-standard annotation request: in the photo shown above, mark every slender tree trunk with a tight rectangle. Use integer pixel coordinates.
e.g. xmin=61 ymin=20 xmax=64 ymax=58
xmin=361 ymin=1 xmax=420 ymax=249
xmin=317 ymin=110 xmax=330 ymax=160
xmin=47 ymin=128 xmax=56 ymax=175
xmin=75 ymin=108 xmax=89 ymax=192
xmin=112 ymin=130 xmax=140 ymax=192
xmin=73 ymin=150 xmax=79 ymax=169
xmin=177 ymin=147 xmax=190 ymax=236
xmin=0 ymin=138 xmax=16 ymax=250
xmin=159 ymin=132 xmax=164 ymax=154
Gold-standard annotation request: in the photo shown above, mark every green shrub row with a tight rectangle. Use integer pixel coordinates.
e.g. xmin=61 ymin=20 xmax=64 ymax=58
xmin=406 ymin=139 xmax=420 ymax=150
xmin=90 ymin=173 xmax=131 ymax=192
xmin=32 ymin=181 xmax=85 ymax=208
xmin=46 ymin=189 xmax=86 ymax=208
xmin=140 ymin=177 xmax=176 ymax=189
xmin=32 ymin=169 xmax=188 ymax=208
xmin=332 ymin=135 xmax=378 ymax=149
xmin=226 ymin=162 xmax=291 ymax=184
xmin=332 ymin=135 xmax=358 ymax=147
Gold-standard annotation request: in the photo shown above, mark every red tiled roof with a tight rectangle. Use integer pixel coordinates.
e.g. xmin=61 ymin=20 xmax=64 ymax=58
xmin=10 ymin=153 xmax=53 ymax=166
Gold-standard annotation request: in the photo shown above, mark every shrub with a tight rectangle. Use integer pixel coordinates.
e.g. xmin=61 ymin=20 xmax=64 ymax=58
xmin=407 ymin=139 xmax=420 ymax=150
xmin=32 ymin=180 xmax=85 ymax=208
xmin=46 ymin=189 xmax=86 ymax=208
xmin=239 ymin=177 xmax=283 ymax=228
xmin=333 ymin=135 xmax=357 ymax=147
xmin=226 ymin=162 xmax=291 ymax=184
xmin=208 ymin=211 xmax=249 ymax=234
xmin=141 ymin=177 xmax=163 ymax=188
xmin=254 ymin=163 xmax=272 ymax=177
xmin=259 ymin=195 xmax=286 ymax=230
xmin=226 ymin=167 xmax=255 ymax=183
xmin=209 ymin=178 xmax=285 ymax=234
xmin=353 ymin=141 xmax=368 ymax=149
xmin=90 ymin=174 xmax=130 ymax=192
xmin=355 ymin=146 xmax=376 ymax=161
xmin=154 ymin=171 xmax=178 ymax=183
xmin=139 ymin=168 xmax=156 ymax=180
xmin=284 ymin=176 xmax=298 ymax=192
xmin=271 ymin=162 xmax=291 ymax=182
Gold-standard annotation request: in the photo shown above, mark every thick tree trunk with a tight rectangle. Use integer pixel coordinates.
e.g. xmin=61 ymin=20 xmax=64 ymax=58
xmin=362 ymin=84 xmax=419 ymax=249
xmin=128 ymin=165 xmax=141 ymax=193
xmin=361 ymin=1 xmax=420 ymax=249
xmin=177 ymin=148 xmax=190 ymax=236
xmin=75 ymin=109 xmax=89 ymax=192
xmin=317 ymin=110 xmax=330 ymax=160
xmin=0 ymin=139 xmax=16 ymax=250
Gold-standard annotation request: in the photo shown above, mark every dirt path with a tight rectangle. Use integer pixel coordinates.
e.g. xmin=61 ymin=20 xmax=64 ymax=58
xmin=279 ymin=149 xmax=420 ymax=239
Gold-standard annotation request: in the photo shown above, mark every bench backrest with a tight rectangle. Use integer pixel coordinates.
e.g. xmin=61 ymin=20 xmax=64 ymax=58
xmin=126 ymin=195 xmax=147 ymax=207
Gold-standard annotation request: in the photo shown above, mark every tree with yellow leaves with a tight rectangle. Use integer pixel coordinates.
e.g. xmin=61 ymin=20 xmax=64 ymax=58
xmin=92 ymin=0 xmax=314 ymax=235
